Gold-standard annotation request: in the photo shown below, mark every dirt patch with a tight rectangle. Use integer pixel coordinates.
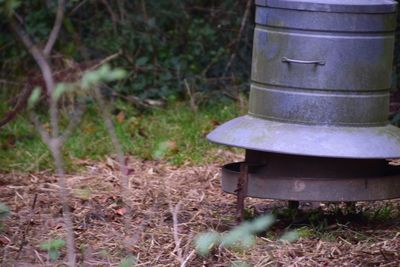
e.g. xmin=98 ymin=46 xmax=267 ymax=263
xmin=1 ymin=151 xmax=400 ymax=266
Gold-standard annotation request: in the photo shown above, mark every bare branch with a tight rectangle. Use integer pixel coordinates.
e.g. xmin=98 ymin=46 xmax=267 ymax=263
xmin=9 ymin=16 xmax=59 ymax=138
xmin=0 ymin=85 xmax=33 ymax=128
xmin=29 ymin=113 xmax=51 ymax=144
xmin=169 ymin=202 xmax=184 ymax=265
xmin=59 ymin=104 xmax=85 ymax=144
xmin=101 ymin=0 xmax=118 ymax=34
xmin=10 ymin=15 xmax=76 ymax=266
xmin=88 ymin=51 xmax=122 ymax=71
xmin=93 ymin=87 xmax=133 ymax=235
xmin=223 ymin=0 xmax=252 ymax=75
xmin=44 ymin=0 xmax=65 ymax=56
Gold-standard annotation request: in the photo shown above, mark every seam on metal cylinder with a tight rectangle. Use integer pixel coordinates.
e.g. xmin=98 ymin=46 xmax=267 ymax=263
xmin=255 ymin=25 xmax=395 ymax=37
xmin=251 ymin=81 xmax=391 ymax=95
xmin=247 ymin=112 xmax=388 ymax=127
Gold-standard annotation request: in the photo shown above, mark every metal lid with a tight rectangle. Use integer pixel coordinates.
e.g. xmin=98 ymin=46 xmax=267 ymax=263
xmin=207 ymin=115 xmax=400 ymax=159
xmin=255 ymin=0 xmax=397 ymax=13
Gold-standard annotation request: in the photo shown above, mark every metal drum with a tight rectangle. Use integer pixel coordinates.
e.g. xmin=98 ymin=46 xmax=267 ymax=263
xmin=208 ymin=0 xmax=400 ymax=201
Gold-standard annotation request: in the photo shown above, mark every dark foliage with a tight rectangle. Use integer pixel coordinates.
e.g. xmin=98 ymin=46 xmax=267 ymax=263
xmin=0 ymin=0 xmax=254 ymax=103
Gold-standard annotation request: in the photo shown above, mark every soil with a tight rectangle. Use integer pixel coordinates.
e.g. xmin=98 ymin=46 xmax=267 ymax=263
xmin=1 ymin=150 xmax=400 ymax=266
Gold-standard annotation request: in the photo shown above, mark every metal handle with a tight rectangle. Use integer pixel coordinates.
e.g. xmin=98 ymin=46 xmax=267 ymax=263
xmin=282 ymin=57 xmax=325 ymax=66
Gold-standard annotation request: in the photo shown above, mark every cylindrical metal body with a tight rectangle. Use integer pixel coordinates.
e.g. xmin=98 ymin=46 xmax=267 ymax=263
xmin=208 ymin=0 xmax=400 ymax=159
xmin=207 ymin=0 xmax=400 ymax=201
xmin=250 ymin=0 xmax=397 ymax=126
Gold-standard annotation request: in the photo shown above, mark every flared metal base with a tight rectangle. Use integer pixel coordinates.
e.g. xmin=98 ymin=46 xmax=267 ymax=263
xmin=207 ymin=115 xmax=400 ymax=159
xmin=221 ymin=151 xmax=400 ymax=202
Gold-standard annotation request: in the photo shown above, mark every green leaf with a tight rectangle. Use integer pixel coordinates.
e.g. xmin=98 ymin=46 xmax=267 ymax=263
xmin=231 ymin=262 xmax=251 ymax=267
xmin=53 ymin=83 xmax=67 ymax=101
xmin=107 ymin=68 xmax=127 ymax=81
xmin=279 ymin=231 xmax=299 ymax=243
xmin=221 ymin=224 xmax=256 ymax=248
xmin=81 ymin=71 xmax=100 ymax=89
xmin=119 ymin=254 xmax=136 ymax=267
xmin=195 ymin=232 xmax=220 ymax=256
xmin=28 ymin=87 xmax=41 ymax=109
xmin=250 ymin=215 xmax=275 ymax=233
xmin=152 ymin=141 xmax=170 ymax=159
xmin=98 ymin=64 xmax=111 ymax=78
xmin=0 ymin=203 xmax=10 ymax=220
xmin=48 ymin=249 xmax=61 ymax=261
xmin=40 ymin=239 xmax=65 ymax=250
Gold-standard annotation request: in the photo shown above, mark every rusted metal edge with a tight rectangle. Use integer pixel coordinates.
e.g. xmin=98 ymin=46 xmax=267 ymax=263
xmin=221 ymin=162 xmax=400 ymax=202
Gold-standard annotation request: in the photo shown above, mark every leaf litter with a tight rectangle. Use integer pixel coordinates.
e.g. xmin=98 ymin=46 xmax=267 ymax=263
xmin=0 ymin=150 xmax=399 ymax=266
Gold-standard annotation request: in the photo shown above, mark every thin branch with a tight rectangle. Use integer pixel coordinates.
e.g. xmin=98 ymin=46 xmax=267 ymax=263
xmin=93 ymin=87 xmax=132 ymax=234
xmin=169 ymin=202 xmax=184 ymax=266
xmin=223 ymin=0 xmax=252 ymax=75
xmin=10 ymin=15 xmax=76 ymax=266
xmin=44 ymin=0 xmax=65 ymax=56
xmin=9 ymin=16 xmax=59 ymax=137
xmin=29 ymin=113 xmax=51 ymax=144
xmin=184 ymin=79 xmax=197 ymax=112
xmin=100 ymin=0 xmax=118 ymax=34
xmin=0 ymin=85 xmax=33 ymax=128
xmin=88 ymin=51 xmax=122 ymax=71
xmin=59 ymin=104 xmax=85 ymax=144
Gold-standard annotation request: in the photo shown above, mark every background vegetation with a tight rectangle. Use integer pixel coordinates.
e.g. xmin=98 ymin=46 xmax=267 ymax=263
xmin=1 ymin=0 xmax=253 ymax=102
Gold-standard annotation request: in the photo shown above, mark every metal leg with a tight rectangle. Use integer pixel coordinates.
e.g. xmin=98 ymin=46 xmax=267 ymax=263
xmin=235 ymin=162 xmax=249 ymax=223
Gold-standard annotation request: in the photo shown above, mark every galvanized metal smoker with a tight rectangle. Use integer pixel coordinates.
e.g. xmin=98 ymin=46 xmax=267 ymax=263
xmin=208 ymin=0 xmax=400 ymax=219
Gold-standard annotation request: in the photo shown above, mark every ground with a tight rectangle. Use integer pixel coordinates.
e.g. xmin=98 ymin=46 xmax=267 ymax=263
xmin=1 ymin=151 xmax=400 ymax=266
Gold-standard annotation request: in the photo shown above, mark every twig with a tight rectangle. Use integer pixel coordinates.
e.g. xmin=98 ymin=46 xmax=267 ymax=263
xmin=93 ymin=87 xmax=132 ymax=232
xmin=88 ymin=51 xmax=122 ymax=71
xmin=69 ymin=0 xmax=89 ymax=15
xmin=29 ymin=113 xmax=51 ymax=144
xmin=184 ymin=79 xmax=197 ymax=112
xmin=169 ymin=202 xmax=186 ymax=266
xmin=101 ymin=0 xmax=118 ymax=34
xmin=44 ymin=0 xmax=65 ymax=57
xmin=223 ymin=0 xmax=252 ymax=75
xmin=16 ymin=194 xmax=38 ymax=259
xmin=10 ymin=15 xmax=76 ymax=267
xmin=59 ymin=104 xmax=85 ymax=144
xmin=0 ymin=85 xmax=33 ymax=128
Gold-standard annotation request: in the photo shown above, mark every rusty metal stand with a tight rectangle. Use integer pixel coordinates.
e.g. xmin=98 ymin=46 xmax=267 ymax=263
xmin=236 ymin=162 xmax=249 ymax=223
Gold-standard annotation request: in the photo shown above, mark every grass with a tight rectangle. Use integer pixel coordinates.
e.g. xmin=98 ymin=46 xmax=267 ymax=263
xmin=0 ymin=99 xmax=244 ymax=172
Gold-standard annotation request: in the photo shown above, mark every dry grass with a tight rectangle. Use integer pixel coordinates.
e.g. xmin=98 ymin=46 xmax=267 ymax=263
xmin=1 ymin=151 xmax=400 ymax=266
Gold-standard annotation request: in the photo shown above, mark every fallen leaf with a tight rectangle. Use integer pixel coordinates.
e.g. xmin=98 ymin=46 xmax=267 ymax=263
xmin=116 ymin=111 xmax=125 ymax=123
xmin=114 ymin=207 xmax=127 ymax=216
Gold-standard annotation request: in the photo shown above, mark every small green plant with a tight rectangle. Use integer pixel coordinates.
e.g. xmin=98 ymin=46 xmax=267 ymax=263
xmin=40 ymin=239 xmax=65 ymax=261
xmin=195 ymin=215 xmax=275 ymax=256
xmin=0 ymin=202 xmax=10 ymax=230
xmin=119 ymin=254 xmax=136 ymax=267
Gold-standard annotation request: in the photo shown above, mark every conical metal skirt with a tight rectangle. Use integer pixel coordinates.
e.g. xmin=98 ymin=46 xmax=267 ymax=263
xmin=207 ymin=115 xmax=400 ymax=159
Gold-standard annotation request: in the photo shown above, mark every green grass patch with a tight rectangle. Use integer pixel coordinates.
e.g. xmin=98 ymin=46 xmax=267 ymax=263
xmin=0 ymin=100 xmax=244 ymax=172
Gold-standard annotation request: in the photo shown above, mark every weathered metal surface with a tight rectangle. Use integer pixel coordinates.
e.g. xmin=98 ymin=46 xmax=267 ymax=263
xmin=220 ymin=152 xmax=400 ymax=201
xmin=207 ymin=0 xmax=400 ymax=159
xmin=207 ymin=115 xmax=400 ymax=159
xmin=255 ymin=0 xmax=397 ymax=13
xmin=251 ymin=0 xmax=396 ymax=126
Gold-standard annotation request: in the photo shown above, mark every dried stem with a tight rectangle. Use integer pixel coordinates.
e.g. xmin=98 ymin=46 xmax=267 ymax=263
xmin=44 ymin=0 xmax=65 ymax=56
xmin=0 ymin=85 xmax=33 ymax=128
xmin=169 ymin=202 xmax=184 ymax=264
xmin=223 ymin=0 xmax=252 ymax=75
xmin=93 ymin=87 xmax=132 ymax=232
xmin=10 ymin=15 xmax=76 ymax=267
